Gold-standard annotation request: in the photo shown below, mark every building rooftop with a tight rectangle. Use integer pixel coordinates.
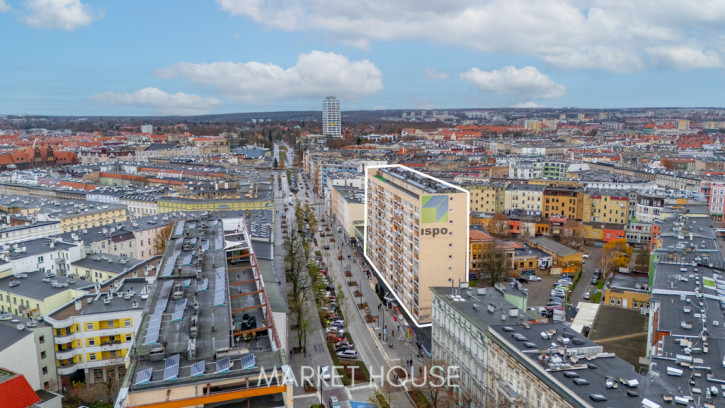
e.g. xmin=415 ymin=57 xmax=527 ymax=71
xmin=529 ymin=237 xmax=579 ymax=257
xmin=0 ymin=321 xmax=34 ymax=353
xmin=126 ymin=214 xmax=282 ymax=394
xmin=71 ymin=253 xmax=145 ymax=275
xmin=488 ymin=323 xmax=673 ymax=408
xmin=48 ymin=278 xmax=151 ymax=320
xmin=377 ymin=165 xmax=459 ymax=194
xmin=0 ymin=270 xmax=82 ymax=301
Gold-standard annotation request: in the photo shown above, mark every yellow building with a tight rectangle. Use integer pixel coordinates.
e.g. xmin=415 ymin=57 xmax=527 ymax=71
xmin=542 ymin=186 xmax=584 ymax=220
xmin=582 ymin=189 xmax=629 ymax=224
xmin=603 ymin=273 xmax=650 ymax=310
xmin=464 ymin=183 xmax=506 ymax=213
xmin=157 ymin=196 xmax=273 ymax=213
xmin=44 ymin=278 xmax=148 ymax=385
xmin=0 ymin=273 xmax=87 ymax=317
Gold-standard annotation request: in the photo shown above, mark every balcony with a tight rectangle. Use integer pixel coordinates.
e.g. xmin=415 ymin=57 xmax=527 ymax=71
xmin=53 ymin=332 xmax=80 ymax=344
xmin=57 ymin=362 xmax=80 ymax=376
xmin=56 ymin=348 xmax=78 ymax=360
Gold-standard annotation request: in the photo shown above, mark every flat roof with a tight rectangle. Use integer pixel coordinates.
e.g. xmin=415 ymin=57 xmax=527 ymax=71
xmin=530 ymin=237 xmax=579 ymax=257
xmin=0 ymin=271 xmax=81 ymax=300
xmin=71 ymin=254 xmax=145 ymax=275
xmin=127 ymin=214 xmax=281 ymax=392
xmin=489 ymin=323 xmax=673 ymax=407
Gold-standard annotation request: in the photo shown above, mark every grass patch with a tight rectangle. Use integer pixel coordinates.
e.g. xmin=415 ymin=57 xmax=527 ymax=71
xmin=374 ymin=390 xmax=390 ymax=408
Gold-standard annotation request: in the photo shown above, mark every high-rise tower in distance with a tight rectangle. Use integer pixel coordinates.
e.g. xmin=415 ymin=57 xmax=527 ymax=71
xmin=322 ymin=96 xmax=341 ymax=137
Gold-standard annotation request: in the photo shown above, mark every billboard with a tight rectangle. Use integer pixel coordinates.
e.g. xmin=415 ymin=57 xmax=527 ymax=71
xmin=421 ymin=195 xmax=448 ymax=223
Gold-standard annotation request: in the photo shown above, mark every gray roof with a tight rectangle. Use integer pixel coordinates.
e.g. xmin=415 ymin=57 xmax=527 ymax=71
xmin=71 ymin=254 xmax=145 ymax=275
xmin=0 ymin=323 xmax=33 ymax=353
xmin=489 ymin=323 xmax=673 ymax=407
xmin=4 ymin=237 xmax=78 ymax=260
xmin=0 ymin=271 xmax=82 ymax=300
xmin=530 ymin=237 xmax=579 ymax=257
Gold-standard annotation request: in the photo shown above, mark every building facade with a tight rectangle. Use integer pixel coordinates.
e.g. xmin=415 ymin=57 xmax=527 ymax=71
xmin=365 ymin=165 xmax=468 ymax=326
xmin=322 ymin=96 xmax=341 ymax=137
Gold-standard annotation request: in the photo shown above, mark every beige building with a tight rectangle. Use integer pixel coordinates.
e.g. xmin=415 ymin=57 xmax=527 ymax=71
xmin=365 ymin=165 xmax=468 ymax=326
xmin=504 ymin=184 xmax=544 ymax=216
xmin=331 ymin=185 xmax=365 ymax=239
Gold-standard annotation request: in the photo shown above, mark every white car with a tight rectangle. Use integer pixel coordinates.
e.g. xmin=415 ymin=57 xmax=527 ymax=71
xmin=318 ymin=366 xmax=331 ymax=380
xmin=583 ymin=254 xmax=590 ymax=259
xmin=527 ymin=276 xmax=542 ymax=282
xmin=583 ymin=291 xmax=590 ymax=300
xmin=337 ymin=349 xmax=358 ymax=359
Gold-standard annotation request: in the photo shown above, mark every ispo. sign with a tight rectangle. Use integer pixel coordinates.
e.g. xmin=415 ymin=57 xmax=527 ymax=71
xmin=422 ymin=227 xmax=449 ymax=237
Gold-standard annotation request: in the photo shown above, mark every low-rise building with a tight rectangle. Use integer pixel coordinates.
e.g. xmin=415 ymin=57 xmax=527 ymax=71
xmin=603 ymin=273 xmax=650 ymax=310
xmin=43 ymin=278 xmax=150 ymax=386
xmin=528 ymin=237 xmax=582 ymax=266
xmin=0 ymin=221 xmax=61 ymax=245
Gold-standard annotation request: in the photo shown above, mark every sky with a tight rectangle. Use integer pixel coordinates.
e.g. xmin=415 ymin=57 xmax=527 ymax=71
xmin=1 ymin=0 xmax=725 ymax=116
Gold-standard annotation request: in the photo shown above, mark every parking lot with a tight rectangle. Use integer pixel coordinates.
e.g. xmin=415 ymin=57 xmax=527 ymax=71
xmin=524 ymin=245 xmax=603 ymax=312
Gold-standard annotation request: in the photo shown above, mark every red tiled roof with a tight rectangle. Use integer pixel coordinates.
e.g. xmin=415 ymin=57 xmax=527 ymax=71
xmin=469 ymin=229 xmax=493 ymax=240
xmin=0 ymin=372 xmax=40 ymax=408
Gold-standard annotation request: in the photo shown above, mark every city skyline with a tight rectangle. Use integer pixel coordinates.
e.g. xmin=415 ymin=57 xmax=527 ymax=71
xmin=1 ymin=0 xmax=725 ymax=116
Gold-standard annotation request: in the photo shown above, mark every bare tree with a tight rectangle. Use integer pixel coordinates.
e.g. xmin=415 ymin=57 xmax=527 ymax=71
xmin=152 ymin=223 xmax=174 ymax=255
xmin=481 ymin=243 xmax=509 ymax=285
xmin=490 ymin=212 xmax=509 ymax=238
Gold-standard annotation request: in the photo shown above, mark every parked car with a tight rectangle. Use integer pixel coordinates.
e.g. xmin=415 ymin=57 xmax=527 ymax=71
xmin=583 ymin=254 xmax=590 ymax=259
xmin=323 ymin=244 xmax=330 ymax=250
xmin=337 ymin=349 xmax=358 ymax=359
xmin=527 ymin=275 xmax=542 ymax=282
xmin=318 ymin=366 xmax=331 ymax=380
xmin=591 ymin=276 xmax=599 ymax=285
xmin=583 ymin=291 xmax=591 ymax=300
xmin=329 ymin=396 xmax=341 ymax=408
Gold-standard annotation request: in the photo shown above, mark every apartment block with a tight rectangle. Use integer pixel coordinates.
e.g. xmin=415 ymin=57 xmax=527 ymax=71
xmin=431 ymin=287 xmax=670 ymax=408
xmin=365 ymin=165 xmax=468 ymax=326
xmin=44 ymin=278 xmax=149 ymax=386
xmin=582 ymin=189 xmax=630 ymax=224
xmin=542 ymin=186 xmax=583 ymax=220
xmin=504 ymin=184 xmax=544 ymax=216
xmin=464 ymin=183 xmax=506 ymax=214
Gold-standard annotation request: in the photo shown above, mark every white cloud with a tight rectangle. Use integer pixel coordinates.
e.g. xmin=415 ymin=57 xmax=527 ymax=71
xmin=21 ymin=0 xmax=100 ymax=31
xmin=646 ymin=46 xmax=722 ymax=70
xmin=0 ymin=1 xmax=11 ymax=12
xmin=461 ymin=66 xmax=566 ymax=100
xmin=424 ymin=69 xmax=449 ymax=80
xmin=511 ymin=101 xmax=545 ymax=108
xmin=216 ymin=0 xmax=725 ymax=72
xmin=156 ymin=51 xmax=383 ymax=103
xmin=89 ymin=87 xmax=222 ymax=115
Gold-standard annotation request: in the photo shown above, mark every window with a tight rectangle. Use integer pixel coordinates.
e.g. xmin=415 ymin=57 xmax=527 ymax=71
xmin=39 ymin=335 xmax=45 ymax=344
xmin=44 ymin=381 xmax=49 ymax=389
xmin=124 ymin=319 xmax=131 ymax=327
xmin=40 ymin=351 xmax=46 ymax=359
xmin=610 ymin=297 xmax=615 ymax=305
xmin=38 ymin=256 xmax=44 ymax=263
xmin=86 ymin=323 xmax=94 ymax=331
xmin=107 ymin=320 xmax=114 ymax=327
xmin=633 ymin=301 xmax=638 ymax=308
xmin=125 ymin=334 xmax=132 ymax=342
xmin=42 ymin=366 xmax=48 ymax=375
xmin=616 ymin=298 xmax=621 ymax=306
xmin=88 ymin=338 xmax=95 ymax=346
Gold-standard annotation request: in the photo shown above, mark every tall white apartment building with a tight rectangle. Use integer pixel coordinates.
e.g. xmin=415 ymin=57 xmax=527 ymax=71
xmin=322 ymin=96 xmax=341 ymax=137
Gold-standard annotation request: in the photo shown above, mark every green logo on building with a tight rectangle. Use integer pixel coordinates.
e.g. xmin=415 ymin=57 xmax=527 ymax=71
xmin=422 ymin=195 xmax=448 ymax=223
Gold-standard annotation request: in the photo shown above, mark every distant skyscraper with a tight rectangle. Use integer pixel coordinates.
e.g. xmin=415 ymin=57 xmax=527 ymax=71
xmin=322 ymin=96 xmax=341 ymax=137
